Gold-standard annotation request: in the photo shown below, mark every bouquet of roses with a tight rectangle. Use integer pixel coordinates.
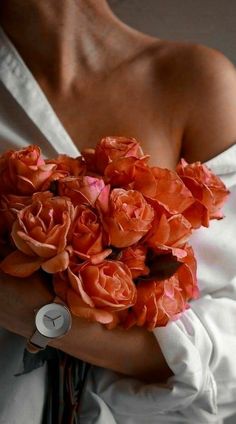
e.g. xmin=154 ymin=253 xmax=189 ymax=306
xmin=0 ymin=137 xmax=229 ymax=331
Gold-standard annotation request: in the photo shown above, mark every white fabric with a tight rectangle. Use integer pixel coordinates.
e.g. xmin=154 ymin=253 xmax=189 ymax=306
xmin=0 ymin=27 xmax=236 ymax=424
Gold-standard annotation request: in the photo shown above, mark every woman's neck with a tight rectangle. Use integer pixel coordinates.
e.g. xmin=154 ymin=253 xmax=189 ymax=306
xmin=0 ymin=0 xmax=143 ymax=89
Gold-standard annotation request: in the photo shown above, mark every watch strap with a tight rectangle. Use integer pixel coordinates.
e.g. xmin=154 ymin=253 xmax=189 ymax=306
xmin=27 ymin=331 xmax=50 ymax=353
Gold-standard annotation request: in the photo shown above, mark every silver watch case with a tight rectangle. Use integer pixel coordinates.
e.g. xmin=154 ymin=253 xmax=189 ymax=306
xmin=30 ymin=303 xmax=72 ymax=349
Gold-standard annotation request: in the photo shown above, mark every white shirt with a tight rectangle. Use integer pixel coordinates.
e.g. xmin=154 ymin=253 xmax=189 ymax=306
xmin=0 ymin=27 xmax=236 ymax=424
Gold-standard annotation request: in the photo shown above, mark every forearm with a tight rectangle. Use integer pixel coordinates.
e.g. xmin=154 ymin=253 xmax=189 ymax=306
xmin=51 ymin=316 xmax=173 ymax=383
xmin=0 ymin=270 xmax=172 ymax=383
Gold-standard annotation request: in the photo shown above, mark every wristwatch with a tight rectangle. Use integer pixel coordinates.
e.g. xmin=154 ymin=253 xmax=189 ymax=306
xmin=26 ymin=299 xmax=72 ymax=354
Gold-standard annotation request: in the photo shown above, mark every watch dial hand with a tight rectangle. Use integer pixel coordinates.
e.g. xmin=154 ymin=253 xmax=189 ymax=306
xmin=44 ymin=314 xmax=53 ymax=321
xmin=53 ymin=315 xmax=62 ymax=321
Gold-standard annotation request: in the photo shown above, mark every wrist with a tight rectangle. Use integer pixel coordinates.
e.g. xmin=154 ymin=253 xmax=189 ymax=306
xmin=26 ymin=297 xmax=72 ymax=353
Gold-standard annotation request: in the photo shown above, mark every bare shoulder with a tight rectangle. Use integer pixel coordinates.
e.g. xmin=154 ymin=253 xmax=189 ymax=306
xmin=152 ymin=41 xmax=236 ymax=162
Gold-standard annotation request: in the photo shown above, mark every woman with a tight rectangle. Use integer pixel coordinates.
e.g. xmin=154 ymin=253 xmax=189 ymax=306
xmin=0 ymin=0 xmax=236 ymax=423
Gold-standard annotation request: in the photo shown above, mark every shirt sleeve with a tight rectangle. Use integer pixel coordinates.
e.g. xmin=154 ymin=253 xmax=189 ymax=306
xmin=153 ymin=143 xmax=236 ymax=422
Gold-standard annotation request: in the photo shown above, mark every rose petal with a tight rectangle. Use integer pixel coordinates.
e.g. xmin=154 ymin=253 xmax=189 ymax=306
xmin=89 ymin=249 xmax=113 ymax=264
xmin=0 ymin=250 xmax=43 ymax=277
xmin=42 ymin=250 xmax=70 ymax=273
xmin=17 ymin=231 xmax=57 ymax=258
xmin=68 ymin=267 xmax=94 ymax=307
xmin=67 ymin=289 xmax=114 ymax=323
xmin=11 ymin=221 xmax=35 ymax=256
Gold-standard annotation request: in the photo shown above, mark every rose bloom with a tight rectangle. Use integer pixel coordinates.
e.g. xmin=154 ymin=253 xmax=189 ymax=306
xmin=145 ymin=211 xmax=192 ymax=259
xmin=54 ymin=260 xmax=137 ymax=325
xmin=0 ymin=193 xmax=32 ymax=237
xmin=0 ymin=145 xmax=56 ymax=195
xmin=45 ymin=154 xmax=86 ymax=180
xmin=0 ymin=193 xmax=75 ymax=277
xmin=125 ymin=276 xmax=187 ymax=330
xmin=104 ymin=156 xmax=153 ymax=189
xmin=84 ymin=136 xmax=145 ymax=174
xmin=105 ymin=157 xmax=195 ymax=215
xmin=176 ymin=158 xmax=230 ymax=227
xmin=125 ymin=244 xmax=198 ymax=330
xmin=177 ymin=244 xmax=199 ymax=300
xmin=70 ymin=205 xmax=111 ymax=263
xmin=118 ymin=244 xmax=149 ymax=279
xmin=58 ymin=176 xmax=105 ymax=207
xmin=96 ymin=186 xmax=154 ymax=248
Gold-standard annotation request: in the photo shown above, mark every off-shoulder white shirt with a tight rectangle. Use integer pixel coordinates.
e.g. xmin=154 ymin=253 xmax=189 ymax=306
xmin=0 ymin=27 xmax=236 ymax=424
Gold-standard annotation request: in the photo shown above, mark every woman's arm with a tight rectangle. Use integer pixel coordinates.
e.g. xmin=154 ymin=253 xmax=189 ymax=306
xmin=51 ymin=311 xmax=172 ymax=382
xmin=0 ymin=270 xmax=172 ymax=383
xmin=180 ymin=44 xmax=236 ymax=162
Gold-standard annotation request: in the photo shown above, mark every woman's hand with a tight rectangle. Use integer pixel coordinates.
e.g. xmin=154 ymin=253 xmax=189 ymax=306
xmin=0 ymin=270 xmax=54 ymax=338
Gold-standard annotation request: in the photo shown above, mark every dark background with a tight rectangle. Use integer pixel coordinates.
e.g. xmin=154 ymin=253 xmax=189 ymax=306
xmin=109 ymin=0 xmax=236 ymax=64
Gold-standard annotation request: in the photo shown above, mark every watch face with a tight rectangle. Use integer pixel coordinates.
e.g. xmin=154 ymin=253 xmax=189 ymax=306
xmin=35 ymin=303 xmax=72 ymax=338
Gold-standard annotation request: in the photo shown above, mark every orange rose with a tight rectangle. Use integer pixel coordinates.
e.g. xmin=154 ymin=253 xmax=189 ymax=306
xmin=125 ymin=244 xmax=198 ymax=330
xmin=177 ymin=244 xmax=198 ymax=300
xmin=45 ymin=154 xmax=86 ymax=183
xmin=0 ymin=193 xmax=32 ymax=237
xmin=105 ymin=157 xmax=195 ymax=215
xmin=176 ymin=158 xmax=230 ymax=227
xmin=97 ymin=186 xmax=154 ymax=248
xmin=104 ymin=156 xmax=154 ymax=189
xmin=0 ymin=145 xmax=56 ymax=195
xmin=54 ymin=260 xmax=137 ymax=325
xmin=58 ymin=176 xmax=105 ymax=207
xmin=146 ymin=167 xmax=195 ymax=214
xmin=125 ymin=276 xmax=187 ymax=330
xmin=94 ymin=136 xmax=144 ymax=174
xmin=0 ymin=191 xmax=54 ymax=245
xmin=118 ymin=245 xmax=149 ymax=279
xmin=0 ymin=193 xmax=75 ymax=277
xmin=145 ymin=211 xmax=192 ymax=259
xmin=70 ymin=205 xmax=111 ymax=263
